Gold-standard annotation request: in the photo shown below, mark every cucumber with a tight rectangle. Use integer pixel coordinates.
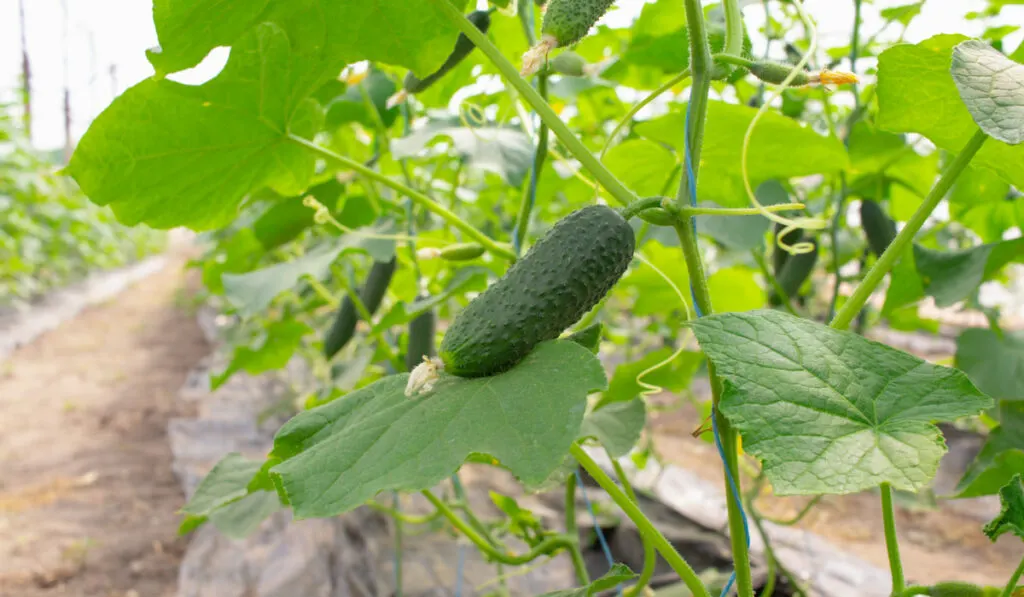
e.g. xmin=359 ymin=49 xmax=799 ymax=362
xmin=748 ymin=61 xmax=812 ymax=86
xmin=403 ymin=10 xmax=491 ymax=94
xmin=541 ymin=0 xmax=616 ymax=48
xmin=440 ymin=242 xmax=486 ymax=261
xmin=405 ymin=296 xmax=436 ymax=372
xmin=771 ymin=222 xmax=804 ymax=276
xmin=772 ymin=239 xmax=817 ymax=304
xmin=860 ymin=199 xmax=897 ymax=257
xmin=926 ymin=582 xmax=995 ymax=596
xmin=323 ymin=257 xmax=397 ymax=359
xmin=440 ymin=205 xmax=634 ymax=377
xmin=550 ymin=51 xmax=588 ymax=77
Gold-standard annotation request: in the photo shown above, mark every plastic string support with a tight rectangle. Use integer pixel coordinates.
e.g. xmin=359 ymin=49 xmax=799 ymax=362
xmin=683 ymin=100 xmax=751 ymax=597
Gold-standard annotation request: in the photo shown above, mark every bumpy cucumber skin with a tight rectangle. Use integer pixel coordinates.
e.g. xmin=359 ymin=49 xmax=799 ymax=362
xmin=404 ymin=10 xmax=491 ymax=94
xmin=542 ymin=0 xmax=616 ymax=47
xmin=440 ymin=205 xmax=634 ymax=377
xmin=322 ymin=257 xmax=397 ymax=359
xmin=405 ymin=296 xmax=436 ymax=372
xmin=860 ymin=199 xmax=897 ymax=257
xmin=772 ymin=239 xmax=817 ymax=303
xmin=771 ymin=222 xmax=804 ymax=276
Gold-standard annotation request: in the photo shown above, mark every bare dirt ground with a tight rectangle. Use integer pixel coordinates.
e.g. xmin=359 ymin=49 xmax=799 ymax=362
xmin=649 ymin=402 xmax=1022 ymax=590
xmin=0 ymin=257 xmax=208 ymax=597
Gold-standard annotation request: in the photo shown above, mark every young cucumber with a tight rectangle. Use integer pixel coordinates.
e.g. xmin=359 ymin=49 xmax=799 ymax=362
xmin=403 ymin=10 xmax=492 ymax=94
xmin=440 ymin=205 xmax=634 ymax=377
xmin=542 ymin=0 xmax=616 ymax=48
xmin=771 ymin=238 xmax=817 ymax=305
xmin=405 ymin=296 xmax=436 ymax=372
xmin=860 ymin=199 xmax=897 ymax=257
xmin=323 ymin=257 xmax=397 ymax=359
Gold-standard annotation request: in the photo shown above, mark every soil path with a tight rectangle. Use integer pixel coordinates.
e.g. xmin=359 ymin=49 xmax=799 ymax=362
xmin=0 ymin=257 xmax=208 ymax=597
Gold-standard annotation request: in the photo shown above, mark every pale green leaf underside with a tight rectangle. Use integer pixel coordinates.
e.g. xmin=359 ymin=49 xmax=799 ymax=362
xmin=954 ymin=403 xmax=1024 ymax=498
xmin=391 ymin=119 xmax=534 ymax=186
xmin=269 ymin=340 xmax=607 ymax=518
xmin=689 ymin=310 xmax=992 ymax=495
xmin=951 ymin=40 xmax=1024 ymax=145
xmin=182 ymin=453 xmax=263 ymax=516
xmin=877 ymin=35 xmax=1024 ymax=190
xmin=580 ymin=399 xmax=646 ymax=458
xmin=212 ymin=321 xmax=312 ymax=390
xmin=955 ymin=328 xmax=1024 ymax=401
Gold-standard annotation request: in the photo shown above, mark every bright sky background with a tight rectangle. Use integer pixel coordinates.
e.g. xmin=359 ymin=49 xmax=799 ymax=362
xmin=0 ymin=0 xmax=1018 ymax=151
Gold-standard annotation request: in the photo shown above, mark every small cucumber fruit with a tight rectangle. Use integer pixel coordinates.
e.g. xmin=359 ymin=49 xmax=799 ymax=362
xmin=404 ymin=10 xmax=492 ymax=94
xmin=926 ymin=581 xmax=995 ymax=596
xmin=405 ymin=297 xmax=436 ymax=372
xmin=771 ymin=222 xmax=804 ymax=276
xmin=440 ymin=242 xmax=487 ymax=261
xmin=550 ymin=51 xmax=588 ymax=77
xmin=749 ymin=61 xmax=812 ymax=86
xmin=860 ymin=199 xmax=897 ymax=257
xmin=772 ymin=239 xmax=817 ymax=304
xmin=542 ymin=0 xmax=616 ymax=48
xmin=323 ymin=257 xmax=397 ymax=359
xmin=440 ymin=205 xmax=634 ymax=377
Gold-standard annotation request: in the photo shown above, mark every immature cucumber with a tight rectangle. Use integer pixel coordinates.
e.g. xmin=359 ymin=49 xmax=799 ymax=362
xmin=550 ymin=51 xmax=588 ymax=77
xmin=926 ymin=582 xmax=997 ymax=596
xmin=749 ymin=61 xmax=812 ymax=86
xmin=323 ymin=257 xmax=397 ymax=359
xmin=771 ymin=222 xmax=804 ymax=276
xmin=860 ymin=199 xmax=897 ymax=257
xmin=440 ymin=205 xmax=634 ymax=377
xmin=405 ymin=297 xmax=436 ymax=372
xmin=542 ymin=0 xmax=615 ymax=48
xmin=772 ymin=239 xmax=817 ymax=304
xmin=403 ymin=10 xmax=491 ymax=94
xmin=440 ymin=242 xmax=486 ymax=261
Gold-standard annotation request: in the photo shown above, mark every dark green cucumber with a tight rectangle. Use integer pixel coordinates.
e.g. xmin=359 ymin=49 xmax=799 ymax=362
xmin=403 ymin=10 xmax=491 ymax=94
xmin=323 ymin=257 xmax=397 ymax=359
xmin=405 ymin=296 xmax=436 ymax=372
xmin=772 ymin=239 xmax=818 ymax=303
xmin=771 ymin=222 xmax=804 ymax=276
xmin=440 ymin=205 xmax=634 ymax=377
xmin=542 ymin=0 xmax=616 ymax=48
xmin=860 ymin=199 xmax=897 ymax=257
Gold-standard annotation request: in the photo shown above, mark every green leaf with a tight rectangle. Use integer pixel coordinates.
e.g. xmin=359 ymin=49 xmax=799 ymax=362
xmin=955 ymin=403 xmax=1024 ymax=498
xmin=269 ymin=341 xmax=606 ymax=518
xmin=371 ymin=266 xmax=490 ymax=333
xmin=325 ymin=69 xmax=400 ymax=130
xmin=951 ymin=40 xmax=1024 ymax=145
xmin=565 ymin=323 xmax=603 ymax=354
xmin=212 ymin=321 xmax=312 ymax=390
xmin=696 ymin=181 xmax=789 ymax=251
xmin=208 ymin=491 xmax=282 ymax=539
xmin=877 ymin=36 xmax=1024 ymax=190
xmin=540 ymin=563 xmax=636 ymax=597
xmin=391 ymin=116 xmax=533 ymax=186
xmin=69 ymin=24 xmax=322 ymax=230
xmin=621 ymin=243 xmax=690 ymax=316
xmin=955 ymin=328 xmax=1024 ymax=401
xmin=635 ymin=101 xmax=848 ymax=208
xmin=949 ymin=165 xmax=1022 ymax=243
xmin=223 ymin=226 xmax=396 ymax=317
xmin=603 ymin=140 xmax=677 ymax=198
xmin=182 ymin=453 xmax=264 ymax=516
xmin=600 ymin=348 xmax=703 ymax=406
xmin=913 ymin=238 xmax=1024 ymax=307
xmin=983 ymin=474 xmax=1024 ymax=541
xmin=580 ymin=399 xmax=647 ymax=457
xmin=880 ymin=2 xmax=924 ymax=26
xmin=147 ymin=0 xmax=469 ymax=78
xmin=708 ymin=266 xmax=764 ymax=313
xmin=689 ymin=310 xmax=992 ymax=495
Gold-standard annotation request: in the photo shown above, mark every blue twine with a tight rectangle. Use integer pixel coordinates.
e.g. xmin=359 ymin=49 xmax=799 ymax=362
xmin=575 ymin=468 xmax=621 ymax=595
xmin=455 ymin=539 xmax=466 ymax=597
xmin=683 ymin=99 xmax=751 ymax=597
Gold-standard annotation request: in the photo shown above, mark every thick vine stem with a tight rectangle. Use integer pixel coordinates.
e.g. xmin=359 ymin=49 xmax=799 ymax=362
xmin=1000 ymin=555 xmax=1024 ymax=597
xmin=880 ymin=484 xmax=905 ymax=594
xmin=609 ymin=456 xmax=656 ymax=597
xmin=829 ymin=129 xmax=988 ymax=331
xmin=563 ymin=470 xmax=591 ymax=586
xmin=514 ymin=73 xmax=549 ymax=255
xmin=289 ymin=135 xmax=516 ymax=261
xmin=570 ymin=444 xmax=711 ymax=597
xmin=429 ymin=0 xmax=638 ymax=207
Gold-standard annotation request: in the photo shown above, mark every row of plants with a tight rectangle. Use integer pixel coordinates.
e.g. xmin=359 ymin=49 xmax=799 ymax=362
xmin=0 ymin=109 xmax=165 ymax=306
xmin=67 ymin=0 xmax=1024 ymax=594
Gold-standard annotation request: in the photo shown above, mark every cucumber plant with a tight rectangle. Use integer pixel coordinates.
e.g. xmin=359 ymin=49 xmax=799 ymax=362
xmin=66 ymin=0 xmax=1024 ymax=595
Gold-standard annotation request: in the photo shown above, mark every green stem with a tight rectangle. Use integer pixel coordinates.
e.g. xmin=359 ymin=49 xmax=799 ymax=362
xmin=563 ymin=472 xmax=591 ymax=586
xmin=517 ymin=0 xmax=537 ymax=46
xmin=430 ymin=0 xmax=636 ymax=206
xmin=830 ymin=129 xmax=988 ymax=330
xmin=713 ymin=53 xmax=756 ymax=69
xmin=365 ymin=500 xmax=443 ymax=525
xmin=827 ymin=175 xmax=849 ymax=322
xmin=722 ymin=0 xmax=745 ymax=58
xmin=515 ymin=73 xmax=549 ymax=254
xmin=758 ymin=495 xmax=821 ymax=527
xmin=602 ymin=69 xmax=691 ymax=159
xmin=289 ymin=135 xmax=516 ymax=261
xmin=880 ymin=483 xmax=905 ymax=595
xmin=849 ymin=0 xmax=863 ymax=108
xmin=570 ymin=444 xmax=711 ymax=597
xmin=609 ymin=456 xmax=656 ymax=597
xmin=1001 ymin=554 xmax=1024 ymax=597
xmin=393 ymin=492 xmax=404 ymax=597
xmin=678 ymin=0 xmax=713 ymax=212
xmin=422 ymin=490 xmax=577 ymax=566
xmin=622 ymin=197 xmax=805 ymax=221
